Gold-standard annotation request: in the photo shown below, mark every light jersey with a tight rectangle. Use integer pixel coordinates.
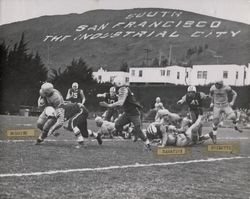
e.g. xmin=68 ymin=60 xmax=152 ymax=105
xmin=100 ymin=121 xmax=116 ymax=135
xmin=210 ymin=85 xmax=232 ymax=104
xmin=155 ymin=102 xmax=164 ymax=110
xmin=155 ymin=109 xmax=181 ymax=125
xmin=44 ymin=89 xmax=64 ymax=108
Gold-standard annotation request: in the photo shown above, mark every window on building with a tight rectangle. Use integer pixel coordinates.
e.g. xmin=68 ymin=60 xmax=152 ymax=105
xmin=125 ymin=77 xmax=129 ymax=83
xmin=167 ymin=70 xmax=170 ymax=76
xmin=236 ymin=71 xmax=238 ymax=79
xmin=160 ymin=70 xmax=165 ymax=76
xmin=177 ymin=72 xmax=180 ymax=79
xmin=131 ymin=70 xmax=135 ymax=76
xmin=197 ymin=71 xmax=207 ymax=79
xmin=244 ymin=71 xmax=246 ymax=79
xmin=203 ymin=71 xmax=207 ymax=79
xmin=197 ymin=71 xmax=202 ymax=79
xmin=186 ymin=72 xmax=189 ymax=78
xmin=139 ymin=70 xmax=143 ymax=77
xmin=98 ymin=75 xmax=102 ymax=82
xmin=223 ymin=71 xmax=228 ymax=79
xmin=110 ymin=76 xmax=115 ymax=83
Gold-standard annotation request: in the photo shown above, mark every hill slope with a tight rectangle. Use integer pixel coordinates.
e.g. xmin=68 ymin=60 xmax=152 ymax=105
xmin=0 ymin=8 xmax=249 ymax=71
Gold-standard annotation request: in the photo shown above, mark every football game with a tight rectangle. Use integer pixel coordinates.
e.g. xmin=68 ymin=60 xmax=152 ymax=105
xmin=0 ymin=0 xmax=250 ymax=198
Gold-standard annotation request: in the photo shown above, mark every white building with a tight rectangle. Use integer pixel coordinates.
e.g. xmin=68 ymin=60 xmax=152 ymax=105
xmin=93 ymin=64 xmax=250 ymax=86
xmin=129 ymin=66 xmax=192 ymax=85
xmin=190 ymin=64 xmax=249 ymax=86
xmin=93 ymin=67 xmax=129 ymax=84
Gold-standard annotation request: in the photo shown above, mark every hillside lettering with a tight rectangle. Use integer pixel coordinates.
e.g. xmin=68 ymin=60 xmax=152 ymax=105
xmin=42 ymin=9 xmax=242 ymax=42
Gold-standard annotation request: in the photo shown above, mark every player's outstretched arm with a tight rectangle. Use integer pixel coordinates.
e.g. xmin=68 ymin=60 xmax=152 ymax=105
xmin=80 ymin=89 xmax=86 ymax=104
xmin=66 ymin=89 xmax=72 ymax=100
xmin=177 ymin=95 xmax=186 ymax=104
xmin=48 ymin=108 xmax=65 ymax=136
xmin=230 ymin=89 xmax=237 ymax=106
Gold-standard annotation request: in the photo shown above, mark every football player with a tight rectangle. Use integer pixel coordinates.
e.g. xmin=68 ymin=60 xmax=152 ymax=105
xmin=99 ymin=76 xmax=151 ymax=150
xmin=162 ymin=115 xmax=212 ymax=147
xmin=66 ymin=82 xmax=85 ymax=104
xmin=37 ymin=82 xmax=64 ymax=142
xmin=36 ymin=102 xmax=102 ymax=148
xmin=177 ymin=85 xmax=209 ymax=141
xmin=94 ymin=116 xmax=132 ymax=139
xmin=154 ymin=108 xmax=182 ymax=126
xmin=97 ymin=86 xmax=119 ymax=122
xmin=154 ymin=97 xmax=164 ymax=111
xmin=209 ymin=80 xmax=242 ymax=144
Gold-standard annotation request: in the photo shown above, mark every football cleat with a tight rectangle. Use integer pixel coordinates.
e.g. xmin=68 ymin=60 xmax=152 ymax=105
xmin=75 ymin=141 xmax=85 ymax=149
xmin=144 ymin=143 xmax=152 ymax=151
xmin=209 ymin=131 xmax=217 ymax=144
xmin=53 ymin=132 xmax=60 ymax=137
xmin=96 ymin=133 xmax=103 ymax=145
xmin=35 ymin=138 xmax=44 ymax=145
xmin=195 ymin=139 xmax=205 ymax=145
xmin=131 ymin=134 xmax=138 ymax=142
xmin=234 ymin=126 xmax=243 ymax=133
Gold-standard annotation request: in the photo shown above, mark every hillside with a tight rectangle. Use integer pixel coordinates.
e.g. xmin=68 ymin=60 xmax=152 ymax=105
xmin=0 ymin=8 xmax=249 ymax=71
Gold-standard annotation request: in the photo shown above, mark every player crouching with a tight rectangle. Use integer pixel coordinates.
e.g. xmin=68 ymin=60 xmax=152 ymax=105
xmin=94 ymin=116 xmax=133 ymax=139
xmin=36 ymin=103 xmax=102 ymax=148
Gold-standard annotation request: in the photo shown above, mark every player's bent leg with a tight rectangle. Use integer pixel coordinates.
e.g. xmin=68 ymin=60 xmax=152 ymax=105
xmin=226 ymin=107 xmax=243 ymax=133
xmin=129 ymin=115 xmax=151 ymax=150
xmin=115 ymin=113 xmax=130 ymax=136
xmin=189 ymin=110 xmax=198 ymax=124
xmin=211 ymin=114 xmax=220 ymax=144
xmin=37 ymin=111 xmax=47 ymax=131
xmin=104 ymin=110 xmax=112 ymax=122
xmin=35 ymin=118 xmax=57 ymax=145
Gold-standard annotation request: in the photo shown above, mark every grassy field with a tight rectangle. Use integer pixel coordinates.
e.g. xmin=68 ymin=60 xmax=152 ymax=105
xmin=0 ymin=115 xmax=250 ymax=199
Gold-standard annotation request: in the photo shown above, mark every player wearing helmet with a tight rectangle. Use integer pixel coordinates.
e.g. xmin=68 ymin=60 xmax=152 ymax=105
xmin=177 ymin=85 xmax=209 ymax=143
xmin=154 ymin=97 xmax=164 ymax=111
xmin=97 ymin=86 xmax=119 ymax=121
xmin=154 ymin=109 xmax=181 ymax=126
xmin=36 ymin=102 xmax=102 ymax=147
xmin=99 ymin=76 xmax=151 ymax=150
xmin=161 ymin=115 xmax=213 ymax=147
xmin=94 ymin=116 xmax=116 ymax=138
xmin=209 ymin=80 xmax=242 ymax=144
xmin=36 ymin=82 xmax=64 ymax=142
xmin=66 ymin=82 xmax=86 ymax=104
xmin=93 ymin=116 xmax=132 ymax=138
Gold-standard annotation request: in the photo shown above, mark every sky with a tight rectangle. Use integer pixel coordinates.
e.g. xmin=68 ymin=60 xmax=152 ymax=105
xmin=0 ymin=0 xmax=250 ymax=25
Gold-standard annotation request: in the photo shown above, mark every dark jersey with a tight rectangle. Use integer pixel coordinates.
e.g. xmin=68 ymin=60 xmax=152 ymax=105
xmin=120 ymin=87 xmax=142 ymax=116
xmin=67 ymin=89 xmax=83 ymax=103
xmin=186 ymin=93 xmax=202 ymax=109
xmin=60 ymin=103 xmax=88 ymax=121
xmin=105 ymin=93 xmax=118 ymax=104
xmin=185 ymin=92 xmax=204 ymax=115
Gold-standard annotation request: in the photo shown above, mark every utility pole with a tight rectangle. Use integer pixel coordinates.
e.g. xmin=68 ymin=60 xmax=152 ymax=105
xmin=144 ymin=48 xmax=151 ymax=67
xmin=168 ymin=44 xmax=172 ymax=66
xmin=47 ymin=44 xmax=50 ymax=71
xmin=158 ymin=49 xmax=162 ymax=66
xmin=213 ymin=55 xmax=223 ymax=64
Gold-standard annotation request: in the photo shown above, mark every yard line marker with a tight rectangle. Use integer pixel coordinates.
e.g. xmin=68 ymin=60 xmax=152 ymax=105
xmin=0 ymin=156 xmax=249 ymax=178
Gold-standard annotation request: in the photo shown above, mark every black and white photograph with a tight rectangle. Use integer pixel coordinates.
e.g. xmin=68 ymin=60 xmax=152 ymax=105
xmin=0 ymin=0 xmax=250 ymax=198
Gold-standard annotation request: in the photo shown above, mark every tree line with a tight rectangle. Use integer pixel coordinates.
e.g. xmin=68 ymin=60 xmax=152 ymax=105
xmin=0 ymin=34 xmax=248 ymax=115
xmin=0 ymin=33 xmax=111 ymax=114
